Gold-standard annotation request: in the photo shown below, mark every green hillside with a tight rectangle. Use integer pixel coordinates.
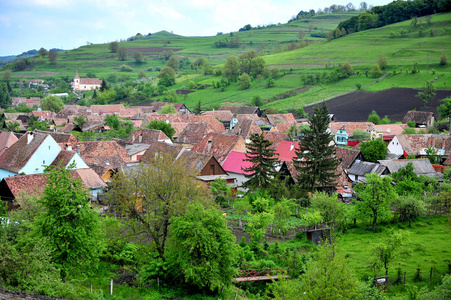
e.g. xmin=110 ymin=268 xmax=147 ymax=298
xmin=2 ymin=12 xmax=451 ymax=112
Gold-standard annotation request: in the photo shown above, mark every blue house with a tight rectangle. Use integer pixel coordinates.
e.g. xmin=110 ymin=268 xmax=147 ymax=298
xmin=334 ymin=127 xmax=349 ymax=146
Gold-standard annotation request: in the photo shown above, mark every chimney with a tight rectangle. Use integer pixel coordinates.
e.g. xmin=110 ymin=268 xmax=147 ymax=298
xmin=442 ymin=139 xmax=446 ymax=149
xmin=27 ymin=132 xmax=34 ymax=144
xmin=76 ymin=144 xmax=80 ymax=155
xmin=66 ymin=143 xmax=72 ymax=151
xmin=132 ymin=134 xmax=135 ymax=143
xmin=432 ymin=138 xmax=436 ymax=147
xmin=428 ymin=137 xmax=431 ymax=147
xmin=207 ymin=140 xmax=212 ymax=152
xmin=138 ymin=133 xmax=143 ymax=143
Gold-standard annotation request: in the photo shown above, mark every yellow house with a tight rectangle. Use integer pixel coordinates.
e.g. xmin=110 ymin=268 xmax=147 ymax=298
xmin=72 ymin=70 xmax=102 ymax=91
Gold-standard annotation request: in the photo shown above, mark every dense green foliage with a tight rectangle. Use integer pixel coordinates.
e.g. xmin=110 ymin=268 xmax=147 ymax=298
xmin=147 ymin=120 xmax=176 ymax=140
xmin=359 ymin=138 xmax=388 ymax=162
xmin=294 ymin=102 xmax=339 ymax=193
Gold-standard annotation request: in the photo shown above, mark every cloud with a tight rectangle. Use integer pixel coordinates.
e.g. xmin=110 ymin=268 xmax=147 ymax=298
xmin=147 ymin=3 xmax=183 ymax=20
xmin=25 ymin=0 xmax=71 ymax=7
xmin=0 ymin=15 xmax=11 ymax=26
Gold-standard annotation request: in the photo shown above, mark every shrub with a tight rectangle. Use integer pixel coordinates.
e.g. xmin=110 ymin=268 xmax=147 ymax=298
xmin=440 ymin=53 xmax=447 ymax=66
xmin=370 ymin=65 xmax=382 ymax=78
xmin=356 ymin=83 xmax=362 ymax=90
xmin=120 ymin=64 xmax=134 ymax=72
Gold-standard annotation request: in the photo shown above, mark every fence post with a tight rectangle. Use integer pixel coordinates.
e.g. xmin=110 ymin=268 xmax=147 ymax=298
xmin=234 ymin=292 xmax=238 ymax=300
xmin=404 ymin=272 xmax=406 ymax=284
xmin=110 ymin=278 xmax=113 ymax=295
xmin=430 ymin=267 xmax=433 ymax=283
xmin=90 ymin=281 xmax=92 ymax=293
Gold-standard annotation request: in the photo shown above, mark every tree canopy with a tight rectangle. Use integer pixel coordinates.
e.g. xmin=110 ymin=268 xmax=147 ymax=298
xmin=359 ymin=138 xmax=387 ymax=162
xmin=294 ymin=102 xmax=339 ymax=193
xmin=148 ymin=120 xmax=176 ymax=140
xmin=40 ymin=95 xmax=64 ymax=113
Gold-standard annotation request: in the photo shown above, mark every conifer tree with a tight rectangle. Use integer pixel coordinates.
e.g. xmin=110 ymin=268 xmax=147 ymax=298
xmin=242 ymin=132 xmax=279 ymax=191
xmin=294 ymin=102 xmax=339 ymax=193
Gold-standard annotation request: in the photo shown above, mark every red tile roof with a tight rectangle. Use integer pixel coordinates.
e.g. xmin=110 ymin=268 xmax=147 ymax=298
xmin=175 ymin=122 xmax=213 ymax=145
xmin=275 ymin=141 xmax=299 ymax=162
xmin=126 ymin=129 xmax=170 ymax=144
xmin=186 ymin=115 xmax=226 ymax=132
xmin=263 ymin=132 xmax=291 ymax=149
xmin=0 ymin=131 xmax=18 ymax=153
xmin=266 ymin=113 xmax=296 ymax=125
xmin=202 ymin=110 xmax=233 ymax=122
xmin=80 ymin=78 xmax=102 ymax=85
xmin=330 ymin=122 xmax=374 ymax=137
xmin=191 ymin=132 xmax=246 ymax=164
xmin=222 ymin=151 xmax=253 ymax=175
xmin=90 ymin=104 xmax=125 ymax=114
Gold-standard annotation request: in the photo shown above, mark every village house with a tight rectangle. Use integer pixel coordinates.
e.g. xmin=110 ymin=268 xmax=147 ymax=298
xmin=378 ymin=159 xmax=444 ymax=181
xmin=191 ymin=132 xmax=246 ymax=164
xmin=72 ymin=70 xmax=102 ymax=91
xmin=388 ymin=134 xmax=451 ymax=161
xmin=230 ymin=119 xmax=262 ymax=142
xmin=402 ymin=111 xmax=435 ymax=128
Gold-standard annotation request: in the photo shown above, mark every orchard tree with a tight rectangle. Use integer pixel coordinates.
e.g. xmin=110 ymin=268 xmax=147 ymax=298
xmin=36 ymin=164 xmax=103 ymax=280
xmin=355 ymin=173 xmax=397 ymax=231
xmin=40 ymin=95 xmax=64 ymax=113
xmin=393 ymin=195 xmax=425 ymax=226
xmin=294 ymin=102 xmax=339 ymax=193
xmin=74 ymin=115 xmax=87 ymax=131
xmin=166 ymin=55 xmax=179 ymax=71
xmin=371 ymin=231 xmax=408 ymax=285
xmin=359 ymin=138 xmax=387 ymax=162
xmin=117 ymin=47 xmax=127 ymax=61
xmin=440 ymin=53 xmax=447 ymax=66
xmin=159 ymin=66 xmax=176 ymax=79
xmin=310 ymin=191 xmax=344 ymax=224
xmin=48 ymin=49 xmax=59 ymax=64
xmin=2 ymin=70 xmax=12 ymax=82
xmin=166 ymin=203 xmax=238 ymax=291
xmin=133 ymin=52 xmax=144 ymax=63
xmin=159 ymin=104 xmax=177 ymax=114
xmin=238 ymin=72 xmax=251 ymax=90
xmin=377 ymin=54 xmax=388 ymax=70
xmin=106 ymin=155 xmax=211 ymax=259
xmin=223 ymin=55 xmax=240 ymax=81
xmin=242 ymin=132 xmax=279 ymax=191
xmin=108 ymin=41 xmax=119 ymax=53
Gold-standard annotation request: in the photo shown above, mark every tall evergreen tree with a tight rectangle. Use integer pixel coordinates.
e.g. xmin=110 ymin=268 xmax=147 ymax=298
xmin=193 ymin=100 xmax=202 ymax=115
xmin=0 ymin=83 xmax=12 ymax=109
xmin=242 ymin=132 xmax=279 ymax=191
xmin=294 ymin=102 xmax=339 ymax=193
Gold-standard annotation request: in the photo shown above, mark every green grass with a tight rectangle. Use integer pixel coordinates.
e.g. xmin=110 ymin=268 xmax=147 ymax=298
xmin=336 ymin=216 xmax=451 ymax=293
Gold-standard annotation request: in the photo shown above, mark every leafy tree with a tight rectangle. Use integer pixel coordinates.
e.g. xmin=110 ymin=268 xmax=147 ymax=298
xmin=74 ymin=115 xmax=87 ymax=131
xmin=223 ymin=55 xmax=240 ymax=81
xmin=40 ymin=95 xmax=64 ymax=113
xmin=2 ymin=70 xmax=12 ymax=82
xmin=271 ymin=199 xmax=292 ymax=236
xmin=166 ymin=55 xmax=179 ymax=71
xmin=393 ymin=195 xmax=425 ymax=226
xmin=438 ymin=98 xmax=451 ymax=131
xmin=137 ymin=70 xmax=146 ymax=79
xmin=310 ymin=191 xmax=344 ymax=224
xmin=35 ymin=164 xmax=103 ymax=280
xmin=159 ymin=104 xmax=177 ymax=114
xmin=0 ymin=83 xmax=12 ymax=108
xmin=147 ymin=120 xmax=176 ymax=140
xmin=251 ymin=95 xmax=263 ymax=107
xmin=108 ymin=41 xmax=119 ymax=53
xmin=270 ymin=241 xmax=360 ymax=299
xmin=391 ymin=162 xmax=436 ymax=196
xmin=377 ymin=54 xmax=388 ymax=70
xmin=294 ymin=102 xmax=339 ymax=193
xmin=359 ymin=138 xmax=387 ymax=162
xmin=38 ymin=47 xmax=48 ymax=57
xmin=5 ymin=120 xmax=20 ymax=132
xmin=238 ymin=72 xmax=251 ymax=90
xmin=166 ymin=203 xmax=238 ymax=291
xmin=419 ymin=274 xmax=451 ymax=299
xmin=340 ymin=62 xmax=353 ymax=75
xmin=440 ymin=53 xmax=447 ymax=66
xmin=209 ymin=178 xmax=231 ymax=207
xmin=158 ymin=73 xmax=175 ymax=87
xmin=367 ymin=110 xmax=381 ymax=124
xmin=353 ymin=129 xmax=370 ymax=141
xmin=48 ymin=49 xmax=58 ymax=64
xmin=370 ymin=231 xmax=408 ymax=285
xmin=354 ymin=173 xmax=397 ymax=231
xmin=159 ymin=66 xmax=176 ymax=79
xmin=188 ymin=80 xmax=197 ymax=90
xmin=117 ymin=47 xmax=127 ymax=60
xmin=417 ymin=80 xmax=436 ymax=107
xmin=133 ymin=52 xmax=144 ymax=63
xmin=246 ymin=211 xmax=274 ymax=249
xmin=370 ymin=64 xmax=382 ymax=77
xmin=162 ymin=90 xmax=177 ymax=102
xmin=106 ymin=155 xmax=210 ymax=259
xmin=380 ymin=115 xmax=391 ymax=124
xmin=242 ymin=132 xmax=279 ymax=191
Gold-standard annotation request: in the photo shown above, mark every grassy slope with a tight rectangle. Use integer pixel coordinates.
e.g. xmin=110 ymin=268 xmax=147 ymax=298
xmin=3 ymin=12 xmax=451 ymax=112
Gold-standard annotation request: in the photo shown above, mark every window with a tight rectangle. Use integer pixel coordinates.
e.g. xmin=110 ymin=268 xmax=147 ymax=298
xmin=210 ymin=164 xmax=214 ymax=175
xmin=49 ymin=146 xmax=50 ymax=150
xmin=43 ymin=160 xmax=45 ymax=164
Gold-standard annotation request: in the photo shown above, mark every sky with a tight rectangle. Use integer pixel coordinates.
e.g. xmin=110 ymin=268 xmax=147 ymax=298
xmin=0 ymin=0 xmax=394 ymax=57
